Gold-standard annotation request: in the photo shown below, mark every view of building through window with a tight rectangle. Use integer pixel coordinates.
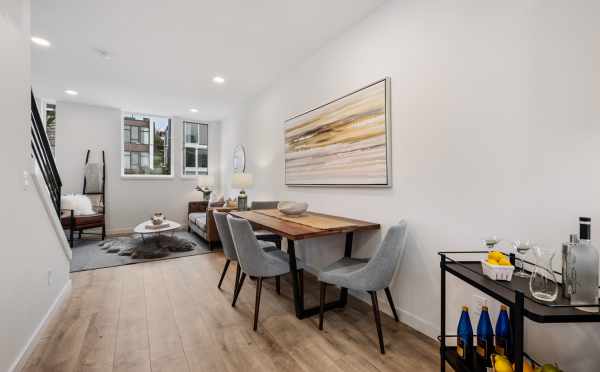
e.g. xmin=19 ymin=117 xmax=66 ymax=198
xmin=45 ymin=103 xmax=56 ymax=155
xmin=122 ymin=113 xmax=171 ymax=175
xmin=183 ymin=121 xmax=208 ymax=176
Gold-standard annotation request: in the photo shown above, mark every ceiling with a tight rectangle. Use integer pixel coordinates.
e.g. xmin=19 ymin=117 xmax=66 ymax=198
xmin=31 ymin=0 xmax=385 ymax=121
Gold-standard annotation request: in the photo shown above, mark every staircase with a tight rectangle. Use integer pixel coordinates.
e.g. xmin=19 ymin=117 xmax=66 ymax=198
xmin=30 ymin=91 xmax=62 ymax=216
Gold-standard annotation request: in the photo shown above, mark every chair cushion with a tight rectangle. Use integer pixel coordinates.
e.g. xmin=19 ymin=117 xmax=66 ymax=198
xmin=318 ymin=257 xmax=370 ymax=289
xmin=61 ymin=212 xmax=105 ymax=228
xmin=258 ymin=240 xmax=278 ymax=252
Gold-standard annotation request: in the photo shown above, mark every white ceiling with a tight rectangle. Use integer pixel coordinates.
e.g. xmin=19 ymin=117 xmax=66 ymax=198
xmin=31 ymin=0 xmax=385 ymax=121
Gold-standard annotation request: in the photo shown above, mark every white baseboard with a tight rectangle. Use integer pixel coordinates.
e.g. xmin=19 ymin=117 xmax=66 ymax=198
xmin=351 ymin=290 xmax=439 ymax=339
xmin=9 ymin=279 xmax=72 ymax=372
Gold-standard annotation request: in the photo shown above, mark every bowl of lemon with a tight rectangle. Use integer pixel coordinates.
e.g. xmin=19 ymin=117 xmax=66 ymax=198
xmin=482 ymin=250 xmax=515 ymax=281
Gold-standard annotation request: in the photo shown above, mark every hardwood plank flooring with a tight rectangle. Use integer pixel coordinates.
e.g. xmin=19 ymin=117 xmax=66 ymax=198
xmin=21 ymin=252 xmax=439 ymax=372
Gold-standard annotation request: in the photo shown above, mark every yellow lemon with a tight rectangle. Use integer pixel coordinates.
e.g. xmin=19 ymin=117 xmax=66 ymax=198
xmin=498 ymin=257 xmax=512 ymax=266
xmin=494 ymin=358 xmax=513 ymax=372
xmin=488 ymin=251 xmax=505 ymax=261
xmin=487 ymin=258 xmax=500 ymax=265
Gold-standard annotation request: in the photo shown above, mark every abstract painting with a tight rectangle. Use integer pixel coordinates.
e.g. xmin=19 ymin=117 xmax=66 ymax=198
xmin=284 ymin=78 xmax=391 ymax=186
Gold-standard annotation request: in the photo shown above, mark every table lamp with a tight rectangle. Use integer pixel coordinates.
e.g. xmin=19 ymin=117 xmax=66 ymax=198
xmin=195 ymin=174 xmax=215 ymax=201
xmin=231 ymin=173 xmax=253 ymax=210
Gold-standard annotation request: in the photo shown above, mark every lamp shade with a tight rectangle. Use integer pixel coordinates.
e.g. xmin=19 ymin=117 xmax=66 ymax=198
xmin=232 ymin=173 xmax=253 ymax=189
xmin=197 ymin=174 xmax=215 ymax=187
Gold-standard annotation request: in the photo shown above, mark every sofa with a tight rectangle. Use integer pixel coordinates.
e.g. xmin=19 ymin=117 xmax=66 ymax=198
xmin=188 ymin=201 xmax=231 ymax=250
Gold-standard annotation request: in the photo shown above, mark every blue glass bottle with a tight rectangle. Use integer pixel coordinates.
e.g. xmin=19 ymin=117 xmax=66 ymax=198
xmin=476 ymin=306 xmax=494 ymax=367
xmin=456 ymin=306 xmax=473 ymax=360
xmin=495 ymin=305 xmax=511 ymax=357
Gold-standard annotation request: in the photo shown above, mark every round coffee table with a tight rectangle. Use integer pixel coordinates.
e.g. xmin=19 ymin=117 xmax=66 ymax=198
xmin=133 ymin=220 xmax=181 ymax=258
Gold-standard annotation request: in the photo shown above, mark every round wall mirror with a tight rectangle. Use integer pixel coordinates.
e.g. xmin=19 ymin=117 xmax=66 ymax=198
xmin=233 ymin=145 xmax=246 ymax=173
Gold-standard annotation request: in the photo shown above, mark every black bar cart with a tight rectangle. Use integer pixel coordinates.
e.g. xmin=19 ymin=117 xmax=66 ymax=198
xmin=439 ymin=251 xmax=600 ymax=372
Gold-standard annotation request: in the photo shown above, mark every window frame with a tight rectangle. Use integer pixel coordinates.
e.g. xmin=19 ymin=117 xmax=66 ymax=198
xmin=120 ymin=112 xmax=174 ymax=179
xmin=181 ymin=121 xmax=209 ymax=178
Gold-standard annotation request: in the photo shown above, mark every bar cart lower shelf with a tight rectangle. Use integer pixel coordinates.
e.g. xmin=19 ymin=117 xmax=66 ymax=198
xmin=439 ymin=251 xmax=600 ymax=372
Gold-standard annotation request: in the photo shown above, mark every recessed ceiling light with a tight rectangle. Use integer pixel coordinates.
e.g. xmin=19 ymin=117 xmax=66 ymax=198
xmin=212 ymin=76 xmax=225 ymax=84
xmin=64 ymin=90 xmax=79 ymax=96
xmin=31 ymin=36 xmax=51 ymax=47
xmin=189 ymin=108 xmax=199 ymax=113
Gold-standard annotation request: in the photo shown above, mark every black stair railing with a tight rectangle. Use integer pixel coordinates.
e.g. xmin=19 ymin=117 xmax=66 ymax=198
xmin=31 ymin=90 xmax=62 ymax=216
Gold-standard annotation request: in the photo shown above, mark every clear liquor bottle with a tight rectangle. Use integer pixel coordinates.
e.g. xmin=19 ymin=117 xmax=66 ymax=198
xmin=570 ymin=217 xmax=599 ymax=312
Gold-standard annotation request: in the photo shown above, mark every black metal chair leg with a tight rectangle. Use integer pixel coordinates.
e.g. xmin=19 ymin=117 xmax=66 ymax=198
xmin=319 ymin=282 xmax=327 ymax=330
xmin=384 ymin=287 xmax=399 ymax=322
xmin=369 ymin=291 xmax=385 ymax=354
xmin=232 ymin=273 xmax=246 ymax=307
xmin=217 ymin=259 xmax=231 ymax=289
xmin=101 ymin=225 xmax=106 ymax=240
xmin=276 ymin=276 xmax=280 ymax=295
xmin=253 ymin=277 xmax=263 ymax=331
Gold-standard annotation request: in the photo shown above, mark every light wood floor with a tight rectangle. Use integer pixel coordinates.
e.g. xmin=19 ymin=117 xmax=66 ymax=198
xmin=21 ymin=252 xmax=439 ymax=372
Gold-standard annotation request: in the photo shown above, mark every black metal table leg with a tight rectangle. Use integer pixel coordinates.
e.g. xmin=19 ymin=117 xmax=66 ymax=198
xmin=287 ymin=239 xmax=303 ymax=318
xmin=340 ymin=232 xmax=354 ymax=306
xmin=512 ymin=291 xmax=525 ymax=372
xmin=440 ymin=254 xmax=446 ymax=372
xmin=288 ymin=232 xmax=356 ymax=320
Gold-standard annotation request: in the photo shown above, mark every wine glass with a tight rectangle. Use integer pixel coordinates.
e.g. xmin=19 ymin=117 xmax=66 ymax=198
xmin=483 ymin=236 xmax=502 ymax=251
xmin=513 ymin=240 xmax=533 ymax=278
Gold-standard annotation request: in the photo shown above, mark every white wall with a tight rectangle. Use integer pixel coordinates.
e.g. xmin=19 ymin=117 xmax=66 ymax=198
xmin=0 ymin=0 xmax=71 ymax=371
xmin=221 ymin=1 xmax=600 ymax=370
xmin=55 ymin=101 xmax=222 ymax=233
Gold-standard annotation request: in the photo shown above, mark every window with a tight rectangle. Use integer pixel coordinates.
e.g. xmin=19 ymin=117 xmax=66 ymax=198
xmin=122 ymin=113 xmax=172 ymax=176
xmin=45 ymin=103 xmax=56 ymax=155
xmin=183 ymin=121 xmax=208 ymax=176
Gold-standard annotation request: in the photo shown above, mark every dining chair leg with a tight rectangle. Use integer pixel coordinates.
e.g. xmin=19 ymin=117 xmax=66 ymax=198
xmin=232 ymin=273 xmax=246 ymax=307
xmin=253 ymin=277 xmax=263 ymax=331
xmin=276 ymin=276 xmax=281 ymax=295
xmin=384 ymin=287 xmax=399 ymax=322
xmin=369 ymin=291 xmax=385 ymax=354
xmin=233 ymin=263 xmax=241 ymax=294
xmin=217 ymin=259 xmax=231 ymax=289
xmin=319 ymin=282 xmax=327 ymax=330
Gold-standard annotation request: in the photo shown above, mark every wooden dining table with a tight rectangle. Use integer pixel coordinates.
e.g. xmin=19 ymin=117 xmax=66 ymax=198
xmin=229 ymin=210 xmax=380 ymax=319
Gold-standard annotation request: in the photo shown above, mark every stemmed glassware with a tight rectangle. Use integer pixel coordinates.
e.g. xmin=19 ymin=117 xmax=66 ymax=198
xmin=513 ymin=240 xmax=534 ymax=278
xmin=483 ymin=236 xmax=502 ymax=251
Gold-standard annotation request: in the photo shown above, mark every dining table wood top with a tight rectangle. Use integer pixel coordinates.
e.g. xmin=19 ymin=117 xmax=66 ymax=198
xmin=229 ymin=210 xmax=380 ymax=240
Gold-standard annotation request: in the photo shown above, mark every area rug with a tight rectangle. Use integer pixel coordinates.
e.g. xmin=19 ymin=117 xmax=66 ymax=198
xmin=70 ymin=231 xmax=213 ymax=272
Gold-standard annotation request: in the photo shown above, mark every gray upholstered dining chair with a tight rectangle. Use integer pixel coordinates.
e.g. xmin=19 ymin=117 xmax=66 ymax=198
xmin=227 ymin=215 xmax=305 ymax=331
xmin=317 ymin=221 xmax=408 ymax=354
xmin=250 ymin=200 xmax=282 ymax=248
xmin=213 ymin=211 xmax=278 ymax=302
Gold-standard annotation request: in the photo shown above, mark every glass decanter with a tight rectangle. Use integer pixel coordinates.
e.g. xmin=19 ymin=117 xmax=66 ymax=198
xmin=529 ymin=246 xmax=558 ymax=302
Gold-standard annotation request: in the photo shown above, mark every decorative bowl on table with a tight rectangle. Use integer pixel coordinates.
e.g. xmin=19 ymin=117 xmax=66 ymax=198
xmin=277 ymin=201 xmax=308 ymax=216
xmin=151 ymin=212 xmax=165 ymax=225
